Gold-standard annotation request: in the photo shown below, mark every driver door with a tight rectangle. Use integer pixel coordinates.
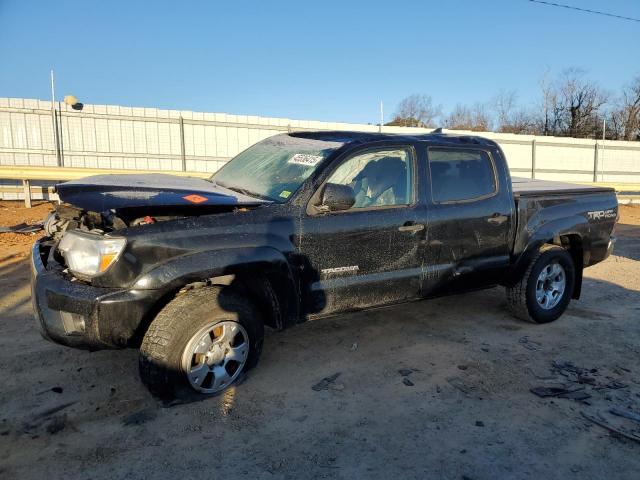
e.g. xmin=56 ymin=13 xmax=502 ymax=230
xmin=298 ymin=145 xmax=426 ymax=317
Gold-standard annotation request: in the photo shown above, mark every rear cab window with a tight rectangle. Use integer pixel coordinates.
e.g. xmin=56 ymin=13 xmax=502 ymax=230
xmin=427 ymin=147 xmax=497 ymax=203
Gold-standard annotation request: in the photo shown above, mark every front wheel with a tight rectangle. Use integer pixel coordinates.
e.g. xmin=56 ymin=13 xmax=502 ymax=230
xmin=139 ymin=286 xmax=264 ymax=399
xmin=506 ymin=245 xmax=575 ymax=324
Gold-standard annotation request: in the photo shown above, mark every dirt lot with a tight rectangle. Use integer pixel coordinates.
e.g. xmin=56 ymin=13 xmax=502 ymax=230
xmin=0 ymin=201 xmax=48 ymax=252
xmin=1 ymin=203 xmax=639 ymax=479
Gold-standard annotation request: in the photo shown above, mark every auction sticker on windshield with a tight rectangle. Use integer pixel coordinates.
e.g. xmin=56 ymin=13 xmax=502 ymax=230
xmin=288 ymin=153 xmax=323 ymax=167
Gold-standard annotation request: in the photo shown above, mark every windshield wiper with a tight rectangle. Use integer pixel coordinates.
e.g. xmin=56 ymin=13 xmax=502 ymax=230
xmin=218 ymin=184 xmax=273 ymax=202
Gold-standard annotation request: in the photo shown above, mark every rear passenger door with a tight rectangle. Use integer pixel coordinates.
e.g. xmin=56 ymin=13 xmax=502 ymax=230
xmin=423 ymin=146 xmax=513 ymax=294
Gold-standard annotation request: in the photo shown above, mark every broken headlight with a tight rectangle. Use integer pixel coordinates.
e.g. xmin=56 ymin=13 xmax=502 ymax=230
xmin=58 ymin=230 xmax=126 ymax=278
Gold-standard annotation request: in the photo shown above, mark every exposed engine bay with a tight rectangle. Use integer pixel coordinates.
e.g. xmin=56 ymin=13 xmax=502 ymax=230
xmin=43 ymin=203 xmax=242 ymax=241
xmin=44 ymin=172 xmax=269 ymax=241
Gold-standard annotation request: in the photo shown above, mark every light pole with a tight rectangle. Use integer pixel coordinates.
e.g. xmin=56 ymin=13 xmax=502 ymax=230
xmin=50 ymin=70 xmax=62 ymax=166
xmin=601 ymin=118 xmax=606 ymax=182
xmin=50 ymin=69 xmax=85 ymax=167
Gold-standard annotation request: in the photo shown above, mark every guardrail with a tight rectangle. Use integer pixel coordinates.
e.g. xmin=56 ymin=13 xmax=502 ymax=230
xmin=0 ymin=166 xmax=210 ymax=208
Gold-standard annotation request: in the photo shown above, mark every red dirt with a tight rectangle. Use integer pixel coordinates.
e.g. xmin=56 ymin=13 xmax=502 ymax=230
xmin=620 ymin=204 xmax=640 ymax=224
xmin=0 ymin=201 xmax=52 ymax=260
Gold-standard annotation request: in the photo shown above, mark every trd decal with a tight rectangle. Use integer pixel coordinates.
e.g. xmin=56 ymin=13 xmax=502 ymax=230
xmin=587 ymin=209 xmax=616 ymax=221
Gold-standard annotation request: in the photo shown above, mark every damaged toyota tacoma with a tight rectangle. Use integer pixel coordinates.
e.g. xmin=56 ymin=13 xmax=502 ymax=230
xmin=31 ymin=131 xmax=618 ymax=398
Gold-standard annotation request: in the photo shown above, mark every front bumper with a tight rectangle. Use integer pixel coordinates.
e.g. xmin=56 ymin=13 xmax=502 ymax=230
xmin=31 ymin=239 xmax=165 ymax=350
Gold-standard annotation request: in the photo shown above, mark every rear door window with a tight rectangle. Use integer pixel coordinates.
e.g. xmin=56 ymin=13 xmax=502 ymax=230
xmin=428 ymin=148 xmax=496 ymax=203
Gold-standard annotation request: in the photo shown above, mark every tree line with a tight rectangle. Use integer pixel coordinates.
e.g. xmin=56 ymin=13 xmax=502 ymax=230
xmin=386 ymin=68 xmax=640 ymax=141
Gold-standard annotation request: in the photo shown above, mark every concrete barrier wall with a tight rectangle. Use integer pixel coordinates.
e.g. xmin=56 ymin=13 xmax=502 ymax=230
xmin=1 ymin=97 xmax=640 ymax=200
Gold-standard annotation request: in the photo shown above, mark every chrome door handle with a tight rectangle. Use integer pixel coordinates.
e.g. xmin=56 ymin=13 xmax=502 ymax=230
xmin=398 ymin=223 xmax=425 ymax=233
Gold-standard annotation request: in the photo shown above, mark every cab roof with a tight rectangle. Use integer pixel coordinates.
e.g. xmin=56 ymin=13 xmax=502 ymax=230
xmin=288 ymin=130 xmax=500 ymax=149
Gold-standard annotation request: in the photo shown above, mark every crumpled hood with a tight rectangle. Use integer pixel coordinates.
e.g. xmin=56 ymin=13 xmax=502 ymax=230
xmin=56 ymin=173 xmax=269 ymax=211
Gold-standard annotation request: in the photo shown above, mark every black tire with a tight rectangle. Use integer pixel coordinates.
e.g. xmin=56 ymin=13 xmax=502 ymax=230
xmin=139 ymin=286 xmax=264 ymax=399
xmin=506 ymin=245 xmax=575 ymax=324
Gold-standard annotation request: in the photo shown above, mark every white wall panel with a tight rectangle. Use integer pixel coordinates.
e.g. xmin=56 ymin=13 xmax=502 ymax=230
xmin=94 ymin=119 xmax=110 ymax=152
xmin=81 ymin=117 xmax=96 ymax=152
xmin=133 ymin=121 xmax=146 ymax=153
xmin=1 ymin=97 xmax=640 ymax=201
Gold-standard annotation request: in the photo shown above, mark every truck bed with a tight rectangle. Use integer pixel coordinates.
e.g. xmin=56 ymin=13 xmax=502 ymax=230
xmin=510 ymin=176 xmax=618 ymax=268
xmin=511 ymin=177 xmax=614 ymax=197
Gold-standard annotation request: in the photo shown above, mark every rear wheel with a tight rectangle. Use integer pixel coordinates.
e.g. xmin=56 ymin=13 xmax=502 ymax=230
xmin=506 ymin=245 xmax=575 ymax=324
xmin=139 ymin=286 xmax=264 ymax=399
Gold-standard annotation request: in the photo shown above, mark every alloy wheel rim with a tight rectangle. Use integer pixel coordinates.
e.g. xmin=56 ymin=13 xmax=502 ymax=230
xmin=535 ymin=262 xmax=566 ymax=310
xmin=181 ymin=321 xmax=249 ymax=394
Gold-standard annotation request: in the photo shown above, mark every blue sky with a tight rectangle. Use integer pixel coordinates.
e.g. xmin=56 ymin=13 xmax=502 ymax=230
xmin=0 ymin=0 xmax=638 ymax=124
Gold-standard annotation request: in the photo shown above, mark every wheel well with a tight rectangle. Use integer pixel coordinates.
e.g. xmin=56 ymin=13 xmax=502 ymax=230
xmin=187 ymin=265 xmax=295 ymax=331
xmin=504 ymin=235 xmax=584 ymax=295
xmin=131 ymin=265 xmax=297 ymax=346
xmin=219 ymin=270 xmax=284 ymax=330
xmin=556 ymin=234 xmax=583 ymax=299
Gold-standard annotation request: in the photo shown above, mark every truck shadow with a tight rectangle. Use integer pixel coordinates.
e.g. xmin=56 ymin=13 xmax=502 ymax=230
xmin=613 ymin=222 xmax=640 ymax=261
xmin=0 ymin=255 xmax=32 ymax=315
xmin=1 ymin=252 xmax=638 ymax=416
xmin=161 ymin=215 xmax=326 ymax=404
xmin=3 ymin=216 xmax=637 ymax=408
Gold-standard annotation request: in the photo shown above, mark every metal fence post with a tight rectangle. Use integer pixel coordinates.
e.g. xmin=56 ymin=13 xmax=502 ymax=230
xmin=57 ymin=105 xmax=65 ymax=166
xmin=22 ymin=179 xmax=31 ymax=208
xmin=51 ymin=105 xmax=62 ymax=167
xmin=531 ymin=139 xmax=536 ymax=179
xmin=179 ymin=116 xmax=186 ymax=171
xmin=593 ymin=143 xmax=598 ymax=182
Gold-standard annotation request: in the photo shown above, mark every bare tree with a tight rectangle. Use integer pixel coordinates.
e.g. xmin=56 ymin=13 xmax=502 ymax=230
xmin=608 ymin=76 xmax=640 ymax=141
xmin=493 ymin=90 xmax=517 ymax=128
xmin=537 ymin=69 xmax=559 ymax=136
xmin=388 ymin=69 xmax=640 ymax=141
xmin=606 ymin=108 xmax=626 ymax=140
xmin=531 ymin=68 xmax=607 ymax=138
xmin=444 ymin=103 xmax=491 ymax=132
xmin=557 ymin=68 xmax=608 ymax=138
xmin=387 ymin=94 xmax=442 ymax=128
xmin=491 ymin=90 xmax=535 ymax=134
xmin=503 ymin=110 xmax=537 ymax=134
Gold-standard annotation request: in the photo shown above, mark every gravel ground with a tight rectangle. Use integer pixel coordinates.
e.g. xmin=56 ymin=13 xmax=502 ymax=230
xmin=0 ymin=204 xmax=639 ymax=480
xmin=0 ymin=201 xmax=48 ymax=250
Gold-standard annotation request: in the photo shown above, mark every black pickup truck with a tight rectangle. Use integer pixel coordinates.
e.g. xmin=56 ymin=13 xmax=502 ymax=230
xmin=31 ymin=131 xmax=618 ymax=398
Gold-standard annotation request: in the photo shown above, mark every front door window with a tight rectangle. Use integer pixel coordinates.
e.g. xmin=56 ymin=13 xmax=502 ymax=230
xmin=325 ymin=148 xmax=415 ymax=209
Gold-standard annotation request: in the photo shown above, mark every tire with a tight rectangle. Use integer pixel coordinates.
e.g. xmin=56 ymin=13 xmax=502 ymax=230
xmin=139 ymin=286 xmax=264 ymax=399
xmin=506 ymin=245 xmax=575 ymax=324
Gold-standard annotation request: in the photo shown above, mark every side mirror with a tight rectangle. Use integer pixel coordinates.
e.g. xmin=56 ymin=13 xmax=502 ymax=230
xmin=320 ymin=183 xmax=356 ymax=212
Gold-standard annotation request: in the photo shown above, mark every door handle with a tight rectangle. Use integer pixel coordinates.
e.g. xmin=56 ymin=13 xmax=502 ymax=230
xmin=398 ymin=222 xmax=425 ymax=233
xmin=487 ymin=213 xmax=508 ymax=225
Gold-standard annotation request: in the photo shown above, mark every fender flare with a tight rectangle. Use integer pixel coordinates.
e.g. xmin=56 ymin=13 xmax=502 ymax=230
xmin=506 ymin=215 xmax=588 ymax=298
xmin=132 ymin=246 xmax=300 ymax=328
